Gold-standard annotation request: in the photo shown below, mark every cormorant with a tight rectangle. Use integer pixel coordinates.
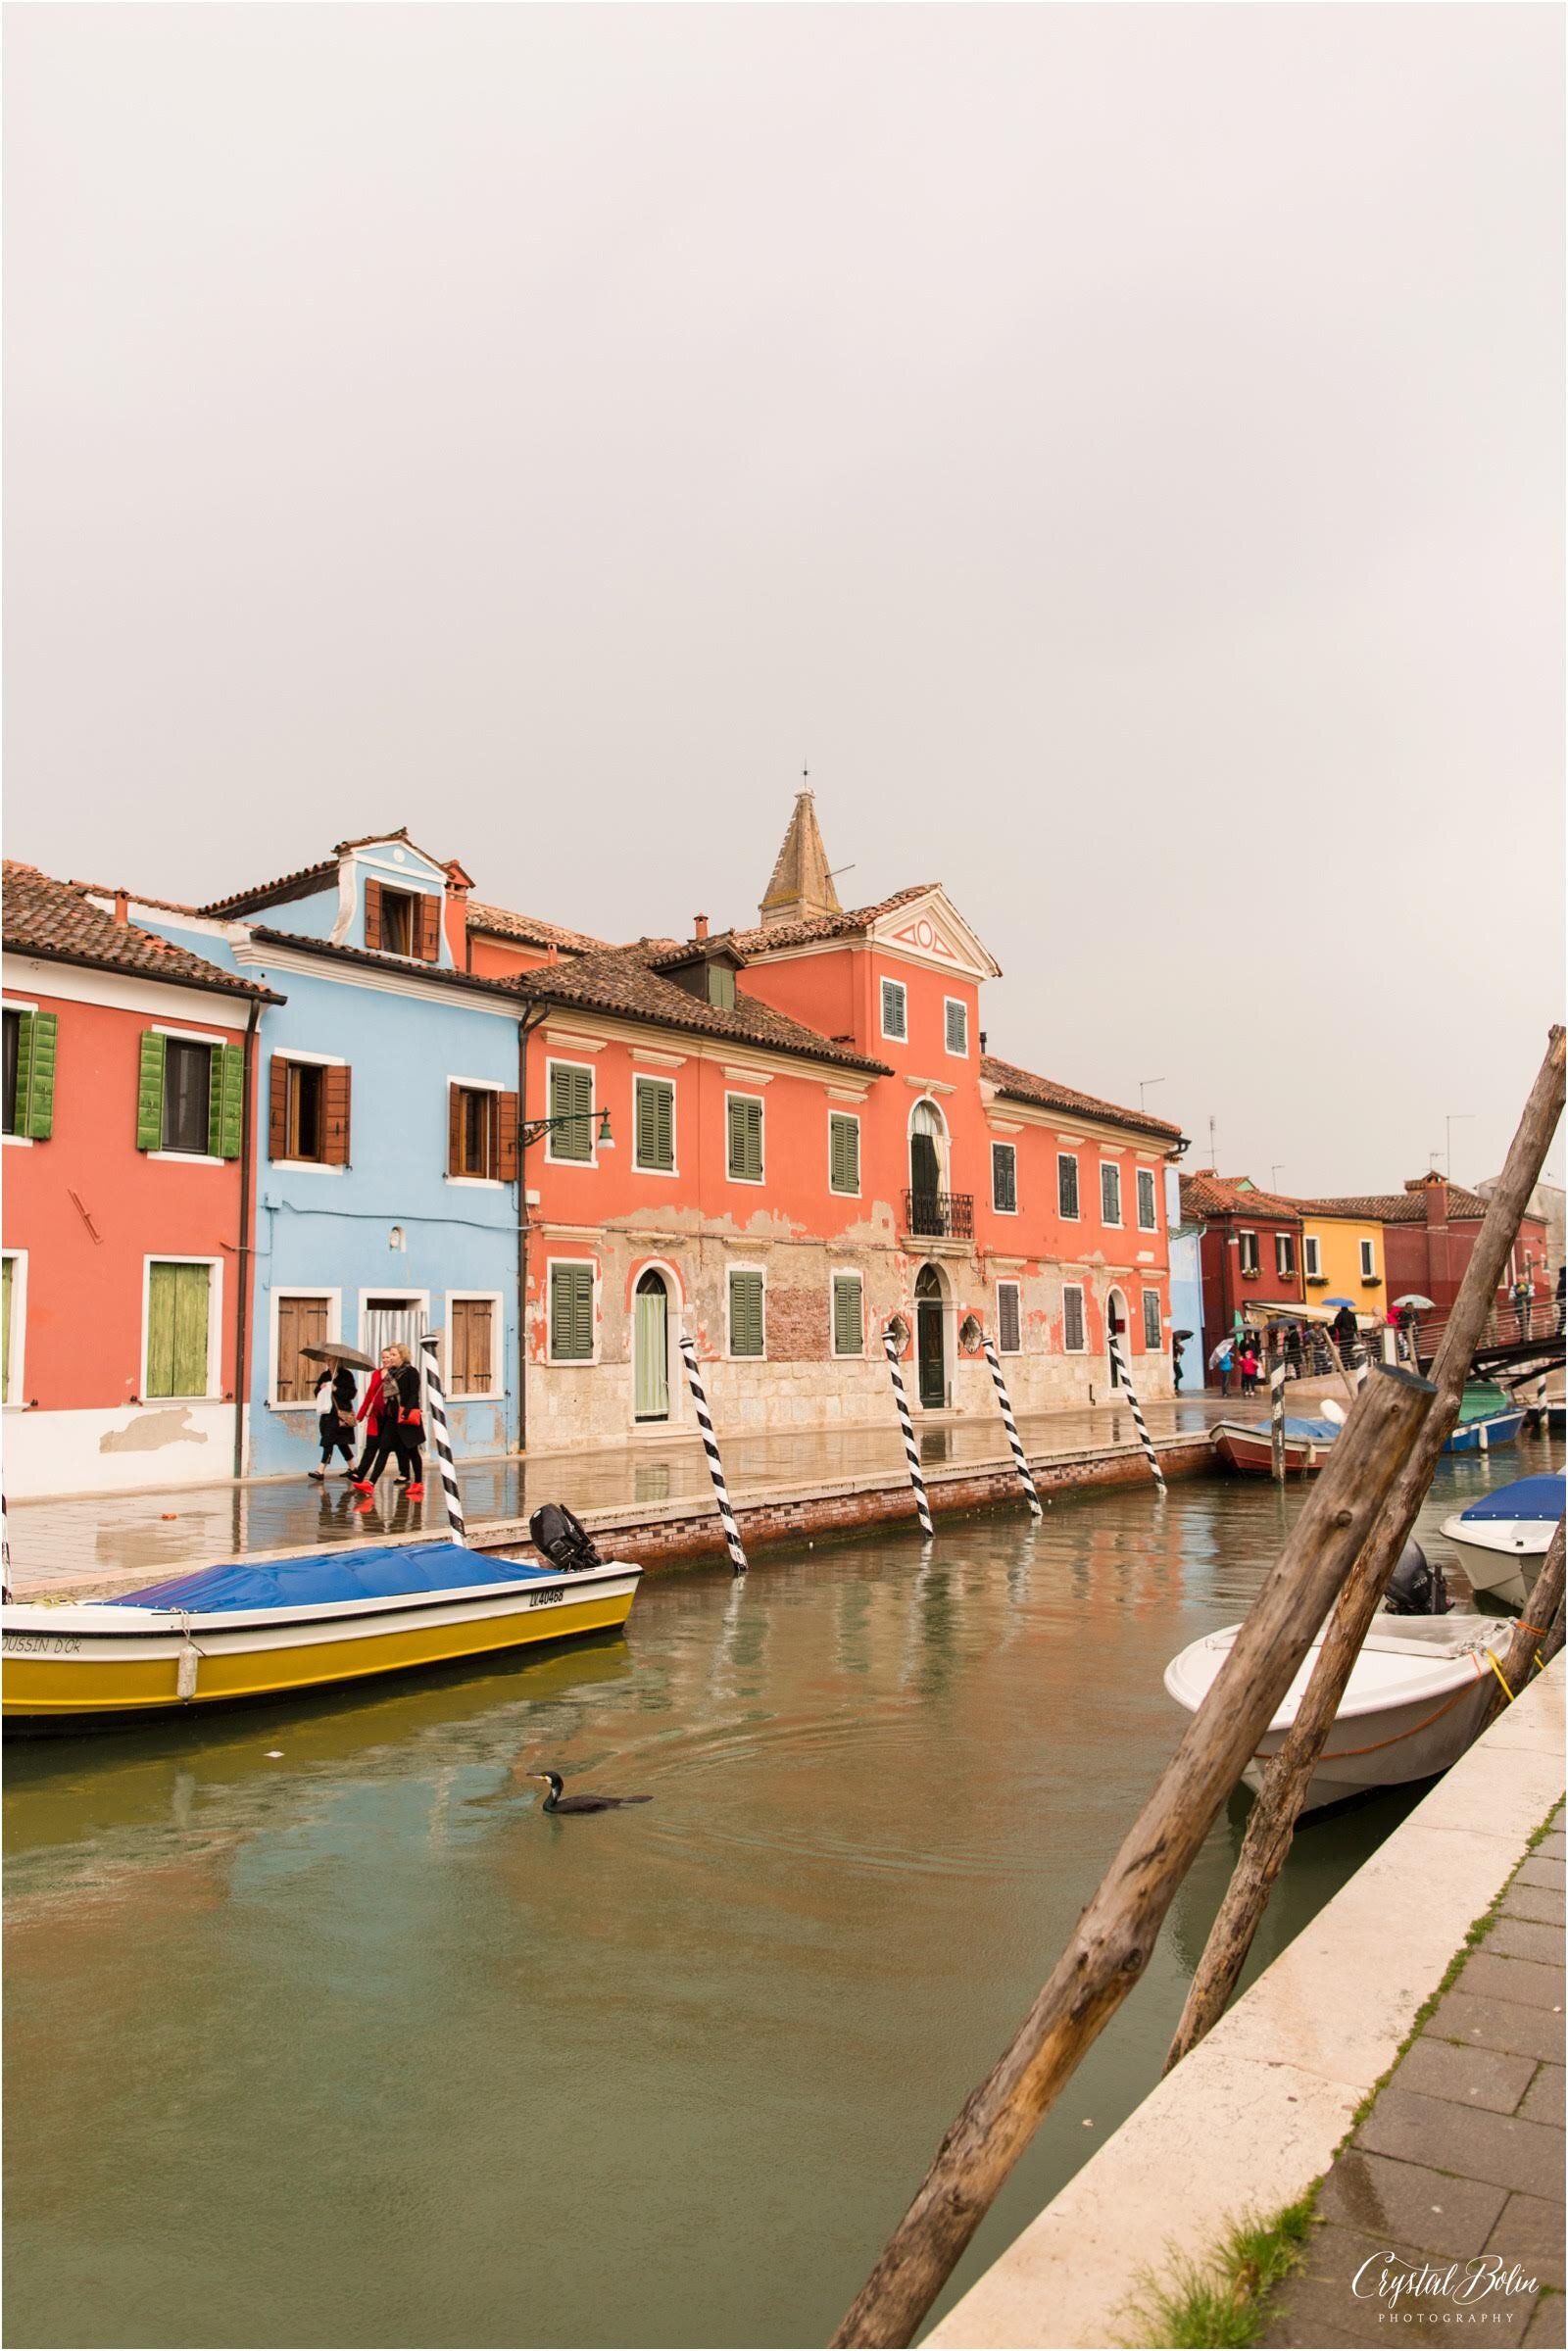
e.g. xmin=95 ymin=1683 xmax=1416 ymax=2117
xmin=530 ymin=1770 xmax=652 ymax=1815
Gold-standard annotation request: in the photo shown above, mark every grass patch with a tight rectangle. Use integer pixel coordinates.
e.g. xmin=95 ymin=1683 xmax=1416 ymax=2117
xmin=1121 ymin=2190 xmax=1317 ymax=2349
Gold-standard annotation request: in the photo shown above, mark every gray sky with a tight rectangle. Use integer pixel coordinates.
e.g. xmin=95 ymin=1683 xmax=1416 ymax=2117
xmin=5 ymin=4 xmax=1563 ymax=1195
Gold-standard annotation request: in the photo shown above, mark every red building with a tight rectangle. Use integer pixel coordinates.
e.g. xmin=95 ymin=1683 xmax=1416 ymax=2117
xmin=2 ymin=865 xmax=280 ymax=1495
xmin=1315 ymin=1177 xmax=1551 ymax=1321
xmin=1178 ymin=1172 xmax=1305 ymax=1362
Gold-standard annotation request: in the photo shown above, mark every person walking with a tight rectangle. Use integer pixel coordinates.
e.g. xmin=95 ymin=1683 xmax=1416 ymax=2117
xmin=1556 ymin=1263 xmax=1565 ymax=1336
xmin=1511 ymin=1275 xmax=1533 ymax=1344
xmin=352 ymin=1349 xmax=394 ymax=1487
xmin=1208 ymin=1336 xmax=1234 ymax=1397
xmin=310 ymin=1357 xmax=358 ymax=1480
xmin=354 ymin=1344 xmax=425 ymax=1507
xmin=1171 ymin=1334 xmax=1185 ymax=1393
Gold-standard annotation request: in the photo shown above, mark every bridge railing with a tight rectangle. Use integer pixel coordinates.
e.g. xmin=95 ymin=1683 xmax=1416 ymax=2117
xmin=1404 ymin=1295 xmax=1565 ymax=1370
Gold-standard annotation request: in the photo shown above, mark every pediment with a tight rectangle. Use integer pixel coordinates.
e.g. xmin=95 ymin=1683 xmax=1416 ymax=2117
xmin=870 ymin=889 xmax=1001 ymax=982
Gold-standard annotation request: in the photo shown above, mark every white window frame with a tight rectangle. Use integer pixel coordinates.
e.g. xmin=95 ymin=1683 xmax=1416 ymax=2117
xmin=632 ymin=1073 xmax=679 ymax=1179
xmin=991 ymin=1141 xmax=1018 ymax=1215
xmin=829 ymin=1268 xmax=865 ymax=1358
xmin=827 ymin=1108 xmax=861 ymax=1199
xmin=725 ymin=1261 xmax=767 ymax=1361
xmin=1142 ymin=1288 xmax=1162 ymax=1349
xmin=724 ymin=1089 xmax=766 ymax=1186
xmin=1057 ymin=1151 xmax=1080 ymax=1222
xmin=268 ymin=1286 xmax=343 ymax=1411
xmin=4 ymin=999 xmax=37 ymax=1148
xmin=943 ymin=997 xmax=969 ymax=1058
xmin=1275 ymin=1231 xmax=1297 ymax=1279
xmin=447 ymin=1075 xmax=507 ymax=1190
xmin=2 ymin=1247 xmax=27 ymax=1405
xmin=996 ymin=1277 xmax=1022 ymax=1355
xmin=445 ymin=1289 xmax=505 ymax=1398
xmin=1100 ymin=1160 xmax=1123 ymax=1228
xmin=1359 ymin=1238 xmax=1377 ymax=1282
xmin=544 ymin=1257 xmax=599 ymax=1366
xmin=879 ymin=976 xmax=908 ymax=1043
xmin=1237 ymin=1229 xmax=1259 ymax=1277
xmin=141 ymin=1254 xmax=223 ymax=1403
xmin=1061 ymin=1282 xmax=1087 ymax=1354
xmin=1303 ymin=1235 xmax=1322 ymax=1279
xmin=543 ymin=1056 xmax=599 ymax=1167
xmin=1136 ymin=1168 xmax=1158 ymax=1232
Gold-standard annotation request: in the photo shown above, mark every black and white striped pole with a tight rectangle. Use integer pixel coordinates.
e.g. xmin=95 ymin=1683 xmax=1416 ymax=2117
xmin=1106 ymin=1327 xmax=1167 ymax=1493
xmin=884 ymin=1324 xmax=935 ymax=1539
xmin=1269 ymin=1353 xmax=1288 ymax=1483
xmin=980 ymin=1336 xmax=1042 ymax=1517
xmin=418 ymin=1334 xmax=467 ymax=1546
xmin=678 ymin=1331 xmax=748 ymax=1575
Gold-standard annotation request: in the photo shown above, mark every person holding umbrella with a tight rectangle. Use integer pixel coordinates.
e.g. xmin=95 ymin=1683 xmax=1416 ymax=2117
xmin=353 ymin=1344 xmax=425 ymax=1505
xmin=298 ymin=1343 xmax=376 ymax=1482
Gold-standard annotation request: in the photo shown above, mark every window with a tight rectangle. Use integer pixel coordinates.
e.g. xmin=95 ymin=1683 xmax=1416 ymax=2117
xmin=269 ymin=1057 xmax=351 ymax=1166
xmin=726 ymin=1094 xmax=763 ymax=1183
xmin=548 ymin=1263 xmax=595 ymax=1361
xmin=145 ymin=1261 xmax=214 ymax=1398
xmin=164 ymin=1039 xmax=212 ymax=1153
xmin=1062 ymin=1285 xmax=1086 ymax=1352
xmin=634 ymin=1077 xmax=676 ymax=1174
xmin=998 ymin=1280 xmax=1021 ymax=1354
xmin=365 ymin=880 xmax=439 ymax=962
xmin=448 ymin=1084 xmax=519 ymax=1182
xmin=1276 ymin=1232 xmax=1297 ymax=1279
xmin=880 ymin=978 xmax=907 ymax=1041
xmin=2 ymin=1252 xmax=24 ymax=1402
xmin=546 ymin=1061 xmax=595 ymax=1163
xmin=829 ymin=1112 xmax=860 ymax=1196
xmin=945 ymin=999 xmax=968 ymax=1056
xmin=1303 ymin=1235 xmax=1322 ymax=1279
xmin=992 ymin=1142 xmax=1017 ymax=1214
xmin=1359 ymin=1239 xmax=1377 ymax=1282
xmin=274 ymin=1294 xmax=332 ymax=1403
xmin=1238 ymin=1230 xmax=1259 ymax=1276
xmin=1143 ymin=1289 xmax=1162 ymax=1349
xmin=706 ymin=963 xmax=736 ymax=1010
xmin=1136 ymin=1169 xmax=1157 ymax=1232
xmin=449 ymin=1298 xmax=496 ymax=1395
xmin=728 ymin=1268 xmax=765 ymax=1358
xmin=138 ymin=1032 xmax=242 ymax=1158
xmin=2 ymin=1007 xmax=55 ymax=1140
xmin=832 ymin=1272 xmax=863 ymax=1357
xmin=1101 ymin=1163 xmax=1122 ymax=1226
xmin=1057 ymin=1153 xmax=1080 ymax=1220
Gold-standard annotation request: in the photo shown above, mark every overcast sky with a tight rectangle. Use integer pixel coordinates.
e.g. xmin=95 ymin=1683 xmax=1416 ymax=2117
xmin=5 ymin=5 xmax=1562 ymax=1195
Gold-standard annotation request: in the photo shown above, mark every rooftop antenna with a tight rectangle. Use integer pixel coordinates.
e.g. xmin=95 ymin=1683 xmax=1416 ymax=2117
xmin=1140 ymin=1078 xmax=1165 ymax=1113
xmin=1270 ymin=1164 xmax=1285 ymax=1191
xmin=1208 ymin=1115 xmax=1217 ymax=1170
xmin=1446 ymin=1112 xmax=1474 ymax=1182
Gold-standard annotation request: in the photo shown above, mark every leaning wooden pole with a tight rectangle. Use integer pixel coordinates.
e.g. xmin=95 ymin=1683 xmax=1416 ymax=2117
xmin=830 ymin=1362 xmax=1436 ymax=2351
xmin=1164 ymin=1025 xmax=1566 ymax=2075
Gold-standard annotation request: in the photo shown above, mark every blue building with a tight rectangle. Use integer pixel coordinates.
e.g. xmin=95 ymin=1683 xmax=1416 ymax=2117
xmin=1165 ymin=1164 xmax=1207 ymax=1395
xmin=109 ymin=833 xmax=524 ymax=1475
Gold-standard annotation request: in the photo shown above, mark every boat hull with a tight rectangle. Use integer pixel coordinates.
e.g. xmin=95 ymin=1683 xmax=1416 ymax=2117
xmin=1214 ymin=1424 xmax=1330 ymax=1477
xmin=1438 ymin=1523 xmax=1547 ymax=1611
xmin=2 ymin=1562 xmax=641 ymax=1729
xmin=1240 ymin=1676 xmax=1494 ymax=1809
xmin=1441 ymin=1412 xmax=1526 ymax=1454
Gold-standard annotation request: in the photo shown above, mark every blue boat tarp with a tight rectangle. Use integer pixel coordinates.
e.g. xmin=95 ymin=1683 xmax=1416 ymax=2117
xmin=1232 ymin=1417 xmax=1342 ymax=1444
xmin=106 ymin=1543 xmax=557 ymax=1615
xmin=1458 ymin=1473 xmax=1565 ymax=1526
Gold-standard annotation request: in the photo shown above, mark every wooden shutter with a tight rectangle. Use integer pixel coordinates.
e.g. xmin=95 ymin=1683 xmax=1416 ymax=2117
xmin=417 ymin=894 xmax=441 ymax=962
xmin=322 ymin=1065 xmax=352 ymax=1166
xmin=364 ymin=879 xmax=383 ymax=951
xmin=550 ymin=1264 xmax=593 ymax=1360
xmin=999 ymin=1282 xmax=1021 ymax=1353
xmin=727 ymin=1097 xmax=761 ymax=1182
xmin=497 ymin=1092 xmax=519 ymax=1183
xmin=276 ymin=1295 xmax=328 ymax=1402
xmin=146 ymin=1263 xmax=210 ymax=1397
xmin=1063 ymin=1288 xmax=1085 ymax=1351
xmin=1101 ymin=1163 xmax=1120 ymax=1223
xmin=136 ymin=1031 xmax=167 ymax=1151
xmin=448 ymin=1085 xmax=466 ymax=1177
xmin=881 ymin=979 xmax=906 ymax=1039
xmin=549 ymin=1063 xmax=593 ymax=1161
xmin=993 ymin=1144 xmax=1016 ymax=1214
xmin=22 ymin=1011 xmax=56 ymax=1140
xmin=453 ymin=1298 xmax=494 ymax=1392
xmin=270 ymin=1056 xmax=290 ymax=1160
xmin=1058 ymin=1154 xmax=1078 ymax=1217
xmin=832 ymin=1274 xmax=861 ymax=1357
xmin=1143 ymin=1290 xmax=1162 ymax=1348
xmin=729 ymin=1270 xmax=764 ymax=1357
xmin=635 ymin=1079 xmax=673 ymax=1172
xmin=946 ymin=1001 xmax=966 ymax=1053
xmin=209 ymin=1043 xmax=244 ymax=1159
xmin=829 ymin=1114 xmax=858 ymax=1195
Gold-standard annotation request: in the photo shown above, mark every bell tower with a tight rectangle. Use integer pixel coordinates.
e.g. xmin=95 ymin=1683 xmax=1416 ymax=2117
xmin=759 ymin=789 xmax=841 ymax=928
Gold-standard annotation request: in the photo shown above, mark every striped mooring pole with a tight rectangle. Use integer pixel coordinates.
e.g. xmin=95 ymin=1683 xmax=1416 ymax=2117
xmin=1106 ymin=1329 xmax=1167 ymax=1492
xmin=418 ymin=1333 xmax=467 ymax=1546
xmin=1269 ymin=1353 xmax=1288 ymax=1483
xmin=677 ymin=1332 xmax=748 ymax=1575
xmin=980 ymin=1336 xmax=1042 ymax=1517
xmin=883 ymin=1325 xmax=935 ymax=1539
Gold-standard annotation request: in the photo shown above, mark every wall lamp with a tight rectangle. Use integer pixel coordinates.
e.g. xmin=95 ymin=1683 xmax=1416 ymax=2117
xmin=520 ymin=1108 xmax=613 ymax=1151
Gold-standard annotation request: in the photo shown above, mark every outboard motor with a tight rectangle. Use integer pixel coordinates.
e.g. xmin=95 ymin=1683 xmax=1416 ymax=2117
xmin=528 ymin=1502 xmax=603 ymax=1574
xmin=1383 ymin=1538 xmax=1453 ymax=1616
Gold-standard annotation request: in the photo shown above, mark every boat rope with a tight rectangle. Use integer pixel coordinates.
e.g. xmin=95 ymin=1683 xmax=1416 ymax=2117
xmin=882 ymin=1326 xmax=935 ymax=1539
xmin=1517 ymin=1621 xmax=1550 ymax=1638
xmin=1106 ymin=1333 xmax=1166 ymax=1492
xmin=1255 ymin=1671 xmax=1481 ymax=1763
xmin=1484 ymin=1649 xmax=1515 ymax=1704
xmin=175 ymin=1607 xmax=207 ymax=1703
xmin=677 ymin=1332 xmax=748 ymax=1575
xmin=980 ymin=1337 xmax=1042 ymax=1517
xmin=418 ymin=1334 xmax=466 ymax=1547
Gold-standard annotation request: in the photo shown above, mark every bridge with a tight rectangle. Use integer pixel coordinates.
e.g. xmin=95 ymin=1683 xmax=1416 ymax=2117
xmin=1410 ymin=1298 xmax=1564 ymax=1389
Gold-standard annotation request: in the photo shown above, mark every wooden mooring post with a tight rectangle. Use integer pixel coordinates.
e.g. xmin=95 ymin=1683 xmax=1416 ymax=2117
xmin=1164 ymin=1024 xmax=1566 ymax=2075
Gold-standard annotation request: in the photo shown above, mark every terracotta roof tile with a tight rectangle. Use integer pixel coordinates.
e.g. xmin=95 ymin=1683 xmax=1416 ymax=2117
xmin=200 ymin=857 xmax=338 ymax=916
xmin=1306 ymin=1185 xmax=1493 ymax=1224
xmin=982 ymin=1053 xmax=1186 ymax=1145
xmin=247 ymin=928 xmax=530 ymax=999
xmin=465 ymin=900 xmax=612 ymax=955
xmin=3 ymin=863 xmax=281 ymax=1002
xmin=731 ymin=884 xmax=935 ymax=954
xmin=513 ymin=942 xmax=890 ymax=1072
xmin=1179 ymin=1172 xmax=1303 ymax=1220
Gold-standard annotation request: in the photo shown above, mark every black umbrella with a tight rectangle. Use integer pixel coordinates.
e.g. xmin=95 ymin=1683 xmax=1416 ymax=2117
xmin=300 ymin=1342 xmax=377 ymax=1370
xmin=1173 ymin=1330 xmax=1195 ymax=1341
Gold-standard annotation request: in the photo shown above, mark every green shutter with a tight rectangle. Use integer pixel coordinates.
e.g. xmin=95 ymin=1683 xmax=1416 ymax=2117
xmin=2 ymin=1256 xmax=13 ymax=1398
xmin=549 ymin=1063 xmax=594 ymax=1161
xmin=25 ymin=1010 xmax=56 ymax=1139
xmin=829 ymin=1113 xmax=858 ymax=1195
xmin=729 ymin=1270 xmax=764 ymax=1357
xmin=727 ymin=1097 xmax=762 ymax=1182
xmin=993 ymin=1145 xmax=1016 ymax=1213
xmin=136 ymin=1031 xmax=167 ymax=1151
xmin=832 ymin=1274 xmax=861 ymax=1356
xmin=550 ymin=1264 xmax=594 ymax=1360
xmin=636 ymin=1078 xmax=673 ymax=1172
xmin=209 ymin=1043 xmax=244 ymax=1158
xmin=146 ymin=1262 xmax=211 ymax=1396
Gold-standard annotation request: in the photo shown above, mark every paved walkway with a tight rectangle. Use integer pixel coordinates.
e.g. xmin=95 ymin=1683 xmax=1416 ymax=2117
xmin=1265 ymin=1808 xmax=1566 ymax=2347
xmin=5 ymin=1394 xmax=1236 ymax=1595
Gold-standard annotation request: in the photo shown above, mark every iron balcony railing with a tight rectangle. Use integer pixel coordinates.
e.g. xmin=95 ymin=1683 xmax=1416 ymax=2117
xmin=903 ymin=1188 xmax=974 ymax=1240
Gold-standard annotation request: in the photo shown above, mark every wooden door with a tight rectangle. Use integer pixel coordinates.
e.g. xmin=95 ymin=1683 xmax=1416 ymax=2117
xmin=634 ymin=1274 xmax=669 ymax=1422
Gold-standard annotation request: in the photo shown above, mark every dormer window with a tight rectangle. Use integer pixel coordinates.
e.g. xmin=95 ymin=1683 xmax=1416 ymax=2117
xmin=662 ymin=947 xmax=742 ymax=1008
xmin=365 ymin=879 xmax=439 ymax=962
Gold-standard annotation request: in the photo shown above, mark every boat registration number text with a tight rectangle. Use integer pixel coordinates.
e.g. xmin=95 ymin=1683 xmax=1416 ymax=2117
xmin=4 ymin=1635 xmax=83 ymax=1656
xmin=526 ymin=1588 xmax=565 ymax=1610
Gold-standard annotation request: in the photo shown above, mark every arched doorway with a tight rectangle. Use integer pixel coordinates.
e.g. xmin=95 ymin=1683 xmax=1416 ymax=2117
xmin=1106 ymin=1287 xmax=1130 ymax=1388
xmin=915 ymin=1264 xmax=947 ymax=1409
xmin=633 ymin=1269 xmax=671 ymax=1423
xmin=908 ymin=1101 xmax=947 ymax=1237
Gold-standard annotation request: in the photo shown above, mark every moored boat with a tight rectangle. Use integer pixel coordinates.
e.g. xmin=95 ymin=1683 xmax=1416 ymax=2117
xmin=1163 ymin=1613 xmax=1500 ymax=1810
xmin=1213 ymin=1414 xmax=1342 ymax=1477
xmin=1439 ymin=1471 xmax=1565 ymax=1610
xmin=1441 ymin=1383 xmax=1526 ymax=1454
xmin=1 ymin=1541 xmax=642 ymax=1732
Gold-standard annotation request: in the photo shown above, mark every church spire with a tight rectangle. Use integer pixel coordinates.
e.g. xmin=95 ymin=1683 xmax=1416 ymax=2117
xmin=759 ymin=788 xmax=841 ymax=928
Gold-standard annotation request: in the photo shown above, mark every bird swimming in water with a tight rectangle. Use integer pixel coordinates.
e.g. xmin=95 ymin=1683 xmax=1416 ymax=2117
xmin=529 ymin=1770 xmax=651 ymax=1815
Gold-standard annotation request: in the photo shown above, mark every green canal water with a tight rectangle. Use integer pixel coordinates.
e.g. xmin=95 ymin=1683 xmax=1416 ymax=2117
xmin=6 ymin=1443 xmax=1558 ymax=2350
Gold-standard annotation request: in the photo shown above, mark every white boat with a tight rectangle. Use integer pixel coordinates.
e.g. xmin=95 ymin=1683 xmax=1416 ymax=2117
xmin=1163 ymin=1614 xmax=1500 ymax=1810
xmin=1440 ymin=1470 xmax=1564 ymax=1610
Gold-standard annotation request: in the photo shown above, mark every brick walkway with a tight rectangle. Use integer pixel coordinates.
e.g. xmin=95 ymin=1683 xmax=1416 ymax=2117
xmin=1265 ymin=1810 xmax=1566 ymax=2346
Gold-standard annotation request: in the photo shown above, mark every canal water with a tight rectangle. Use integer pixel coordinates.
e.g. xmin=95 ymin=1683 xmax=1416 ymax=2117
xmin=6 ymin=1441 xmax=1558 ymax=2350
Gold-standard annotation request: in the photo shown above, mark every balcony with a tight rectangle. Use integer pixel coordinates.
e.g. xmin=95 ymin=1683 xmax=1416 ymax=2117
xmin=903 ymin=1188 xmax=974 ymax=1241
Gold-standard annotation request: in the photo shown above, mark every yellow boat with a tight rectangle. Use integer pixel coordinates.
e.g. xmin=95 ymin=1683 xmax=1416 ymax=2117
xmin=2 ymin=1540 xmax=642 ymax=1733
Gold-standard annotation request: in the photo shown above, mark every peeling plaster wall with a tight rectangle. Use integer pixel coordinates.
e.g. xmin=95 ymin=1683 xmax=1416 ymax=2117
xmin=5 ymin=1402 xmax=233 ymax=1497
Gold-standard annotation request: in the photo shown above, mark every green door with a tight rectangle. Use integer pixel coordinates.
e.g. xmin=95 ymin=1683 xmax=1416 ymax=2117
xmin=915 ymin=1267 xmax=946 ymax=1408
xmin=634 ymin=1273 xmax=669 ymax=1422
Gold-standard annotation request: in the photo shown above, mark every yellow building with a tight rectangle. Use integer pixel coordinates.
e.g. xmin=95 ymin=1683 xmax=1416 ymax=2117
xmin=1298 ymin=1205 xmax=1386 ymax=1320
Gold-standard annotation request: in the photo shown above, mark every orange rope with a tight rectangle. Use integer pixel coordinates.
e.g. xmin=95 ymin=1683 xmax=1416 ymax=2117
xmin=1518 ymin=1621 xmax=1550 ymax=1637
xmin=1253 ymin=1658 xmax=1485 ymax=1764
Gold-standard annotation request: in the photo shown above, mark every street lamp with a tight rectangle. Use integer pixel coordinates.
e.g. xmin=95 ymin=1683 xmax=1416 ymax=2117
xmin=520 ymin=1106 xmax=613 ymax=1151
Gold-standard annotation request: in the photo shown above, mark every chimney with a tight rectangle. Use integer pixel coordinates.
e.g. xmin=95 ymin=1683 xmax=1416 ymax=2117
xmin=113 ymin=890 xmax=129 ymax=926
xmin=442 ymin=859 xmax=474 ymax=970
xmin=694 ymin=913 xmax=709 ymax=942
xmin=546 ymin=942 xmax=560 ymax=966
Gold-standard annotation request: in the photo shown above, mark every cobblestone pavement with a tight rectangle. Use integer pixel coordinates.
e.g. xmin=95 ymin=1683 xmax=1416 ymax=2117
xmin=5 ymin=1394 xmax=1238 ymax=1595
xmin=1265 ymin=1810 xmax=1566 ymax=2347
